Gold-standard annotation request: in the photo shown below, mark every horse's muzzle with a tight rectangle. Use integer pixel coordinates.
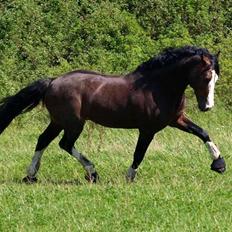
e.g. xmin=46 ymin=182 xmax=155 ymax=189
xmin=197 ymin=95 xmax=213 ymax=112
xmin=199 ymin=106 xmax=211 ymax=112
xmin=198 ymin=102 xmax=212 ymax=112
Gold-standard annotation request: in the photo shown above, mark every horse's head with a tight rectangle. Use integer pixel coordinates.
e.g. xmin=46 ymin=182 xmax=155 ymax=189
xmin=188 ymin=52 xmax=220 ymax=112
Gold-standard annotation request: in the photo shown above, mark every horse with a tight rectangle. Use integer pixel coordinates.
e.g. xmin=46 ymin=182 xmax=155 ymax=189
xmin=0 ymin=46 xmax=226 ymax=184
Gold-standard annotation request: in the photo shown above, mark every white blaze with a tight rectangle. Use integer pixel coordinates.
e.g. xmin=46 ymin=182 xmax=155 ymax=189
xmin=206 ymin=70 xmax=218 ymax=109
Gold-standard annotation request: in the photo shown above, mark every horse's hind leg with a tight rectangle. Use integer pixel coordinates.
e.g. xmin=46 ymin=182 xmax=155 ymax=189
xmin=23 ymin=122 xmax=62 ymax=184
xmin=59 ymin=123 xmax=98 ymax=183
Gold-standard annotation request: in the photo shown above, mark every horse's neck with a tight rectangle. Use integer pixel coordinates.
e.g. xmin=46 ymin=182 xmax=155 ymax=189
xmin=127 ymin=69 xmax=189 ymax=96
xmin=159 ymin=67 xmax=189 ymax=93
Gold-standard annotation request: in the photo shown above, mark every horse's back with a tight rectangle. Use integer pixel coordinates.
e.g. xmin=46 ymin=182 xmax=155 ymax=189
xmin=44 ymin=71 xmax=131 ymax=126
xmin=43 ymin=70 xmax=185 ymax=129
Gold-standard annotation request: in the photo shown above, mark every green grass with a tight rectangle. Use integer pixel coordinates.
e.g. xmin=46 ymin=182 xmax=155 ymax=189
xmin=0 ymin=103 xmax=231 ymax=231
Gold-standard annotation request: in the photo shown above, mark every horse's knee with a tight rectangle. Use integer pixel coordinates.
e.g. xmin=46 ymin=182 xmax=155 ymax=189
xmin=59 ymin=138 xmax=72 ymax=153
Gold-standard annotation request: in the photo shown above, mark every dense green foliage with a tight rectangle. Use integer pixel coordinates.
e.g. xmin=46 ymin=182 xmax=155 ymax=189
xmin=0 ymin=1 xmax=232 ymax=231
xmin=0 ymin=0 xmax=231 ymax=104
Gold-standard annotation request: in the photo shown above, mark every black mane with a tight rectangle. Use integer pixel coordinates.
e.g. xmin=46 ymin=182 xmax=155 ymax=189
xmin=134 ymin=46 xmax=219 ymax=74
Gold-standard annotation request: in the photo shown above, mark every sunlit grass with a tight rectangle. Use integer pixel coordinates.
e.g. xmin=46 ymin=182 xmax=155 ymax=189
xmin=0 ymin=103 xmax=231 ymax=231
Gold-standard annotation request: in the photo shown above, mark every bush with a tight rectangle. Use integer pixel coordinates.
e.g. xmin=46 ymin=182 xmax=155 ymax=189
xmin=0 ymin=0 xmax=231 ymax=107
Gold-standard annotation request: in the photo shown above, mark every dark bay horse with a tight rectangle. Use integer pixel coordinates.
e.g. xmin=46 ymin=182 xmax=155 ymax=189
xmin=0 ymin=46 xmax=226 ymax=183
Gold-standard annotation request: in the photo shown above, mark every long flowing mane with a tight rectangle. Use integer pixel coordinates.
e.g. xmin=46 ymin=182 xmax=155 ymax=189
xmin=134 ymin=46 xmax=219 ymax=75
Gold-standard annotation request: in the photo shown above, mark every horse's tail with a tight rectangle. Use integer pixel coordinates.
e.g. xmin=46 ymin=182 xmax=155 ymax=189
xmin=0 ymin=79 xmax=53 ymax=134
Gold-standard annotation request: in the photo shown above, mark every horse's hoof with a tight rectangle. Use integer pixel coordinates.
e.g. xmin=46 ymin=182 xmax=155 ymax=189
xmin=22 ymin=176 xmax=38 ymax=184
xmin=126 ymin=167 xmax=137 ymax=182
xmin=211 ymin=156 xmax=226 ymax=174
xmin=85 ymin=171 xmax=99 ymax=183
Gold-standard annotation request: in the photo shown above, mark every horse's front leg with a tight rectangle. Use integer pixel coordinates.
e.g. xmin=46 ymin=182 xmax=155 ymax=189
xmin=126 ymin=130 xmax=155 ymax=182
xmin=170 ymin=114 xmax=226 ymax=173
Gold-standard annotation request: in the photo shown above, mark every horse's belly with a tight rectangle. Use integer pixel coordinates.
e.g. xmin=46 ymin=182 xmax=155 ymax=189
xmin=86 ymin=109 xmax=139 ymax=129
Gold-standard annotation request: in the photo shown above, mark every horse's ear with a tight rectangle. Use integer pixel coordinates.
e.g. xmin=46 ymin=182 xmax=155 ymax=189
xmin=216 ymin=51 xmax=221 ymax=58
xmin=201 ymin=54 xmax=211 ymax=66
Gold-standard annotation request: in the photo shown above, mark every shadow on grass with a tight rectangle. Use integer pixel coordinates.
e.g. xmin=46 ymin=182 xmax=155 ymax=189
xmin=0 ymin=178 xmax=83 ymax=186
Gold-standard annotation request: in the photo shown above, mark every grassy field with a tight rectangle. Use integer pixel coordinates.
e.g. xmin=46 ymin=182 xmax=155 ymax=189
xmin=0 ymin=101 xmax=231 ymax=231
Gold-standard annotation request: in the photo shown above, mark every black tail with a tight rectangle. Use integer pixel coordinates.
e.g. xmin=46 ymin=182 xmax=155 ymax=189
xmin=0 ymin=79 xmax=53 ymax=134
